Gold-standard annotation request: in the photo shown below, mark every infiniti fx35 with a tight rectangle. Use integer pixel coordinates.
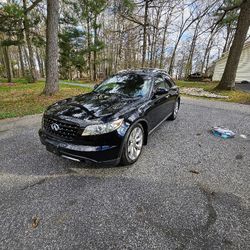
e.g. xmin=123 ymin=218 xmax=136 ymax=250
xmin=39 ymin=68 xmax=180 ymax=165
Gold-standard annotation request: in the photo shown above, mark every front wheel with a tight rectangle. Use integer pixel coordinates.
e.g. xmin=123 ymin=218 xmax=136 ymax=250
xmin=168 ymin=98 xmax=179 ymax=120
xmin=120 ymin=123 xmax=144 ymax=165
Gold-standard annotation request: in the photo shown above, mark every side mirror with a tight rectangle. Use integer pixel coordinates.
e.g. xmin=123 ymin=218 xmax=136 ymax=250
xmin=154 ymin=87 xmax=169 ymax=96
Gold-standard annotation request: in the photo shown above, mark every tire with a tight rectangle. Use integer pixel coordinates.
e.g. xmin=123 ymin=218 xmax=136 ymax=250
xmin=168 ymin=98 xmax=179 ymax=120
xmin=120 ymin=123 xmax=144 ymax=165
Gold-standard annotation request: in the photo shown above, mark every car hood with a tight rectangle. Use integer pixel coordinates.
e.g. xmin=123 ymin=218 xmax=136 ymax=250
xmin=45 ymin=92 xmax=141 ymax=122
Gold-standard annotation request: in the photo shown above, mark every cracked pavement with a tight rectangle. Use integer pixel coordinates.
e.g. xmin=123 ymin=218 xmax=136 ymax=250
xmin=0 ymin=97 xmax=249 ymax=249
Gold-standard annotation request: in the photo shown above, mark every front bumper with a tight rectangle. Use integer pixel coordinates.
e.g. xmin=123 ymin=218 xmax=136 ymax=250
xmin=39 ymin=129 xmax=124 ymax=165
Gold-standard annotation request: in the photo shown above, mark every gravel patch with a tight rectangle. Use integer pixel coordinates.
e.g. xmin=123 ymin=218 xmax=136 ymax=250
xmin=181 ymin=87 xmax=229 ymax=99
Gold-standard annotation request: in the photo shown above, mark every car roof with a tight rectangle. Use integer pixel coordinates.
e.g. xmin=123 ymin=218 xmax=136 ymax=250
xmin=116 ymin=68 xmax=171 ymax=77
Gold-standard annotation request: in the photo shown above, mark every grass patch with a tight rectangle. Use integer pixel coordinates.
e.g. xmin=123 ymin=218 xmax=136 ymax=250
xmin=176 ymin=80 xmax=217 ymax=90
xmin=59 ymin=79 xmax=93 ymax=85
xmin=0 ymin=79 xmax=92 ymax=119
xmin=176 ymin=80 xmax=250 ymax=104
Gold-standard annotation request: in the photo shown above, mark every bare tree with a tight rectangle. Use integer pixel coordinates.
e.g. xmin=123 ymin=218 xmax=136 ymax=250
xmin=159 ymin=4 xmax=175 ymax=69
xmin=22 ymin=0 xmax=37 ymax=82
xmin=3 ymin=0 xmax=247 ymax=86
xmin=142 ymin=0 xmax=149 ymax=67
xmin=168 ymin=1 xmax=217 ymax=76
xmin=168 ymin=4 xmax=198 ymax=75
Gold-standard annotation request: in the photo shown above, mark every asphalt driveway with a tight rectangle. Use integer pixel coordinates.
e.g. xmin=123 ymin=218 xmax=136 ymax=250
xmin=0 ymin=97 xmax=249 ymax=249
xmin=236 ymin=82 xmax=250 ymax=93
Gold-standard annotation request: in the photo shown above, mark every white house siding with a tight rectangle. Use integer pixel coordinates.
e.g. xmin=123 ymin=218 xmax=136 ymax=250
xmin=213 ymin=44 xmax=250 ymax=82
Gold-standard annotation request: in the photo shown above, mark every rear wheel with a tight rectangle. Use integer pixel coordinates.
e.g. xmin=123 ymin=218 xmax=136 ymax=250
xmin=120 ymin=123 xmax=144 ymax=165
xmin=168 ymin=98 xmax=179 ymax=120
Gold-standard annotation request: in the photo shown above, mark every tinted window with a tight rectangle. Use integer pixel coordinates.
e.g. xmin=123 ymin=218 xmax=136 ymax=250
xmin=164 ymin=79 xmax=172 ymax=89
xmin=95 ymin=73 xmax=152 ymax=98
xmin=154 ymin=76 xmax=166 ymax=89
xmin=164 ymin=75 xmax=175 ymax=88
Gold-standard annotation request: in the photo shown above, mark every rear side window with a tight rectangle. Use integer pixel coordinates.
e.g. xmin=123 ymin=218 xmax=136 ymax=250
xmin=164 ymin=75 xmax=176 ymax=87
xmin=165 ymin=79 xmax=172 ymax=89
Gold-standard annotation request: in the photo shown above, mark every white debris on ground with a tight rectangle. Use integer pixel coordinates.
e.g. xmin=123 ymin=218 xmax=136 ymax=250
xmin=240 ymin=134 xmax=247 ymax=139
xmin=180 ymin=87 xmax=229 ymax=99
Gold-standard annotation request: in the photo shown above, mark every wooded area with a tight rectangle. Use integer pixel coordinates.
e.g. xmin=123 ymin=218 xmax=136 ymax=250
xmin=0 ymin=0 xmax=250 ymax=94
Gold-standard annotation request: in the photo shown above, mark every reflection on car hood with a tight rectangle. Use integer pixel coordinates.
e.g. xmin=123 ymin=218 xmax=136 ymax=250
xmin=45 ymin=91 xmax=141 ymax=121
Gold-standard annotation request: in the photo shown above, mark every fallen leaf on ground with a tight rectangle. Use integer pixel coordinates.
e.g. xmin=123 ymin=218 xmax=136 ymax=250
xmin=235 ymin=154 xmax=243 ymax=160
xmin=189 ymin=170 xmax=199 ymax=174
xmin=32 ymin=216 xmax=40 ymax=228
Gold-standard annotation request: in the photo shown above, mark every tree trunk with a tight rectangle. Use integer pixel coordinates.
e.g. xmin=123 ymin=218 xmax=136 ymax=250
xmin=43 ymin=0 xmax=59 ymax=95
xmin=149 ymin=27 xmax=155 ymax=67
xmin=159 ymin=17 xmax=170 ymax=69
xmin=184 ymin=38 xmax=196 ymax=78
xmin=147 ymin=33 xmax=151 ymax=67
xmin=23 ymin=0 xmax=37 ymax=83
xmin=142 ymin=0 xmax=149 ymax=67
xmin=93 ymin=15 xmax=97 ymax=81
xmin=223 ymin=24 xmax=232 ymax=53
xmin=36 ymin=47 xmax=44 ymax=78
xmin=201 ymin=32 xmax=214 ymax=74
xmin=3 ymin=46 xmax=12 ymax=82
xmin=204 ymin=50 xmax=212 ymax=77
xmin=87 ymin=16 xmax=92 ymax=79
xmin=168 ymin=35 xmax=181 ymax=75
xmin=216 ymin=0 xmax=250 ymax=90
xmin=11 ymin=55 xmax=16 ymax=78
xmin=126 ymin=30 xmax=131 ymax=68
xmin=18 ymin=46 xmax=25 ymax=77
xmin=23 ymin=46 xmax=30 ymax=69
xmin=184 ymin=22 xmax=199 ymax=78
xmin=153 ymin=8 xmax=161 ymax=68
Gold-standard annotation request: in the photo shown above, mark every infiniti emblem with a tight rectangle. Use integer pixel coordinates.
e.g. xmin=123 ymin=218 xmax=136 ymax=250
xmin=51 ymin=123 xmax=60 ymax=131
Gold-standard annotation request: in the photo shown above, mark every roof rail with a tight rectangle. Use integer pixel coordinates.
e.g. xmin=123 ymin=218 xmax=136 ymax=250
xmin=117 ymin=68 xmax=170 ymax=76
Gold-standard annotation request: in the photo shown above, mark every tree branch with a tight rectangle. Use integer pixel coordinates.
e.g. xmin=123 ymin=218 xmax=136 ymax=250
xmin=212 ymin=1 xmax=242 ymax=31
xmin=25 ymin=0 xmax=43 ymax=13
xmin=120 ymin=13 xmax=157 ymax=28
xmin=219 ymin=2 xmax=242 ymax=12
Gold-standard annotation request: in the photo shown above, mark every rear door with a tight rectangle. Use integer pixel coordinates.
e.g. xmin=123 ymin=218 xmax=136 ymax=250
xmin=163 ymin=74 xmax=179 ymax=111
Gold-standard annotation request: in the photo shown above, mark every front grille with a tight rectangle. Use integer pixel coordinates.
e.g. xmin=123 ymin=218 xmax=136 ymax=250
xmin=43 ymin=117 xmax=80 ymax=140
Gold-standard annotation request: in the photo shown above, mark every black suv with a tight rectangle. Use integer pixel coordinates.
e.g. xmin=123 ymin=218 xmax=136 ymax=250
xmin=39 ymin=69 xmax=180 ymax=165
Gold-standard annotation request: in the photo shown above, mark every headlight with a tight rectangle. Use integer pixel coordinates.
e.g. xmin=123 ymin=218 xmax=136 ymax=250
xmin=81 ymin=118 xmax=124 ymax=136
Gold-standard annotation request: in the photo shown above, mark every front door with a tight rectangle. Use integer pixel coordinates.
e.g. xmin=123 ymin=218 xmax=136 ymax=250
xmin=147 ymin=75 xmax=172 ymax=130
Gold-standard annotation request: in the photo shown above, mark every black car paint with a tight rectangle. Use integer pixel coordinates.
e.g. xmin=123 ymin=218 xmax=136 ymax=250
xmin=39 ymin=69 xmax=180 ymax=165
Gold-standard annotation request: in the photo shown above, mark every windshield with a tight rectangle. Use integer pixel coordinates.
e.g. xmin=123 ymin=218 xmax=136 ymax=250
xmin=94 ymin=73 xmax=152 ymax=98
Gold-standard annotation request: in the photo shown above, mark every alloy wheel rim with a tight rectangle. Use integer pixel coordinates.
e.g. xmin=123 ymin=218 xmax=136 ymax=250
xmin=174 ymin=101 xmax=179 ymax=117
xmin=127 ymin=127 xmax=143 ymax=161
